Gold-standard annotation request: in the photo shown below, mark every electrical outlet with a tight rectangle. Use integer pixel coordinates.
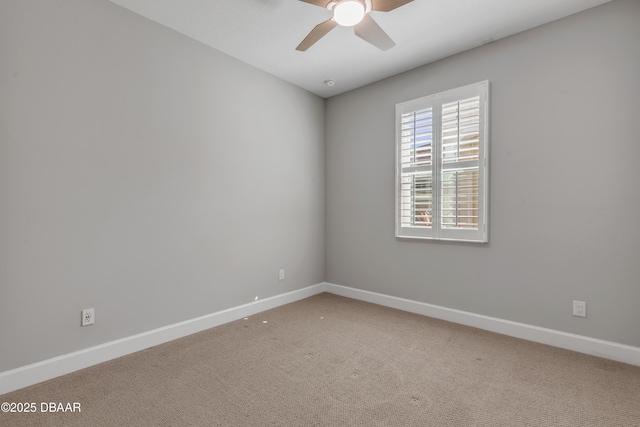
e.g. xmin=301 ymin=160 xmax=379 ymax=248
xmin=81 ymin=308 xmax=95 ymax=326
xmin=279 ymin=269 xmax=285 ymax=281
xmin=572 ymin=301 xmax=586 ymax=318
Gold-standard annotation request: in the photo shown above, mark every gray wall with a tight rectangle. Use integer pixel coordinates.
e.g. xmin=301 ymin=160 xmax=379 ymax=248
xmin=0 ymin=0 xmax=325 ymax=371
xmin=326 ymin=0 xmax=640 ymax=347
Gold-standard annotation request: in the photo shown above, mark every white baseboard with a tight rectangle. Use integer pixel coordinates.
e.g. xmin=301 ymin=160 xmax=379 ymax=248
xmin=0 ymin=283 xmax=325 ymax=396
xmin=324 ymin=282 xmax=640 ymax=367
xmin=4 ymin=282 xmax=639 ymax=396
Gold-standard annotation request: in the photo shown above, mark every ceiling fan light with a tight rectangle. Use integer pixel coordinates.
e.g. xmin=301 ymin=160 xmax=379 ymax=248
xmin=333 ymin=1 xmax=365 ymax=27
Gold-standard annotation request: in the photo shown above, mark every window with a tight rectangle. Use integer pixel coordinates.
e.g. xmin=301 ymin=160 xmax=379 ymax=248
xmin=395 ymin=81 xmax=489 ymax=242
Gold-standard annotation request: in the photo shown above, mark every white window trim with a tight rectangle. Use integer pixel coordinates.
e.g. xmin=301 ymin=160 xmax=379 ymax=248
xmin=395 ymin=81 xmax=490 ymax=243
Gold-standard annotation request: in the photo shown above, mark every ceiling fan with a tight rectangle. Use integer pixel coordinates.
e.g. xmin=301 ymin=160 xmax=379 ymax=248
xmin=296 ymin=0 xmax=413 ymax=52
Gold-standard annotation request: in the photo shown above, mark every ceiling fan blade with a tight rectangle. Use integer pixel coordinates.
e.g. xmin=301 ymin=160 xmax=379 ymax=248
xmin=298 ymin=0 xmax=330 ymax=8
xmin=371 ymin=0 xmax=413 ymax=12
xmin=354 ymin=14 xmax=395 ymax=51
xmin=296 ymin=19 xmax=338 ymax=51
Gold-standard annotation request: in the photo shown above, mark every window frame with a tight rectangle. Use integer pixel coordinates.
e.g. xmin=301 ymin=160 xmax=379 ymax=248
xmin=395 ymin=81 xmax=490 ymax=243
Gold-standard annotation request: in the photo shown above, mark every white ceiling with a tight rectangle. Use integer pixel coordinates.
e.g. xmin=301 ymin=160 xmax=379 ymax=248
xmin=109 ymin=0 xmax=611 ymax=98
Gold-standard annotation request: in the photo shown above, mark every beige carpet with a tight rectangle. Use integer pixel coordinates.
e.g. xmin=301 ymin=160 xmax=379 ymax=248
xmin=1 ymin=293 xmax=639 ymax=426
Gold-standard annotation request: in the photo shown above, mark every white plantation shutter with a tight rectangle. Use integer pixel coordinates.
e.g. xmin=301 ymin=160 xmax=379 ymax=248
xmin=400 ymin=108 xmax=433 ymax=228
xmin=396 ymin=81 xmax=489 ymax=242
xmin=440 ymin=97 xmax=480 ymax=230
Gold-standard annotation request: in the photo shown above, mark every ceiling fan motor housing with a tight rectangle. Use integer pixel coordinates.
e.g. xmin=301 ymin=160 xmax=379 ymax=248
xmin=327 ymin=0 xmax=372 ymax=13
